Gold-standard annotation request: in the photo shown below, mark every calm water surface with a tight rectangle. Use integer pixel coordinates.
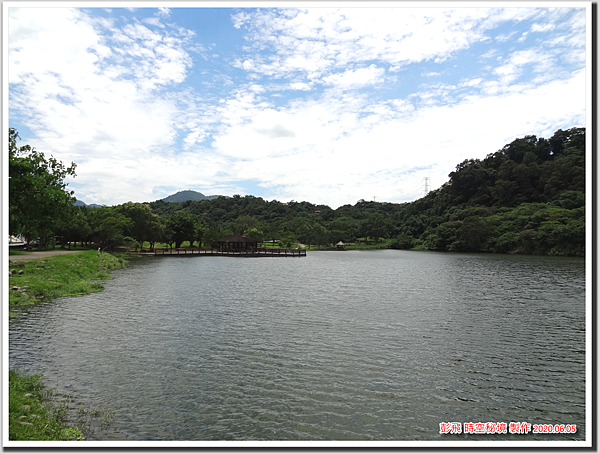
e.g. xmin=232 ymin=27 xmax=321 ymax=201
xmin=9 ymin=250 xmax=586 ymax=441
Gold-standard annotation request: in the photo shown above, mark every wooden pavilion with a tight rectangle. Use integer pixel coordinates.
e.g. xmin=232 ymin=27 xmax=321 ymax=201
xmin=216 ymin=234 xmax=260 ymax=252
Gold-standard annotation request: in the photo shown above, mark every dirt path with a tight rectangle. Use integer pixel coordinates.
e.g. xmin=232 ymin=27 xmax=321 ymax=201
xmin=9 ymin=250 xmax=85 ymax=261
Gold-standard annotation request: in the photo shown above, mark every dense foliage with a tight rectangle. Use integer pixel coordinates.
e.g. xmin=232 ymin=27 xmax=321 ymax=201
xmin=147 ymin=196 xmax=405 ymax=248
xmin=143 ymin=127 xmax=586 ymax=255
xmin=9 ymin=128 xmax=77 ymax=248
xmin=10 ymin=127 xmax=585 ymax=256
xmin=395 ymin=127 xmax=585 ymax=255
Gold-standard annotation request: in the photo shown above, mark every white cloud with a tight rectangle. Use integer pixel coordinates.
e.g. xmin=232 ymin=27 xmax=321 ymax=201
xmin=322 ymin=65 xmax=385 ymax=90
xmin=480 ymin=49 xmax=497 ymax=60
xmin=493 ymin=48 xmax=556 ymax=84
xmin=8 ymin=6 xmax=588 ymax=208
xmin=202 ymin=64 xmax=585 ymax=206
xmin=8 ymin=7 xmax=196 ymax=203
xmin=196 ymin=66 xmax=584 ymax=207
xmin=289 ymin=82 xmax=312 ymax=91
xmin=462 ymin=78 xmax=482 ymax=87
xmin=495 ymin=31 xmax=516 ymax=42
xmin=231 ymin=8 xmax=496 ymax=80
xmin=143 ymin=17 xmax=165 ymax=28
xmin=531 ymin=23 xmax=555 ymax=33
xmin=230 ymin=7 xmax=553 ymax=86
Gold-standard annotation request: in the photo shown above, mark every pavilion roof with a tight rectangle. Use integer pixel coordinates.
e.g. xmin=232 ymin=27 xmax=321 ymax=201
xmin=216 ymin=234 xmax=260 ymax=243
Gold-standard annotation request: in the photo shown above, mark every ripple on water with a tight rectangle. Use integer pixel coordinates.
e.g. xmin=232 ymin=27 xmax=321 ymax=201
xmin=9 ymin=251 xmax=586 ymax=441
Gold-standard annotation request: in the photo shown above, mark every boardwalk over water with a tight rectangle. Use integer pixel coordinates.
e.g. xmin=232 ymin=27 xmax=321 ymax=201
xmin=152 ymin=247 xmax=306 ymax=257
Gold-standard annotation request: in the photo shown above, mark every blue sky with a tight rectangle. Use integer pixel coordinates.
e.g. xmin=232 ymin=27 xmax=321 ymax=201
xmin=7 ymin=3 xmax=589 ymax=208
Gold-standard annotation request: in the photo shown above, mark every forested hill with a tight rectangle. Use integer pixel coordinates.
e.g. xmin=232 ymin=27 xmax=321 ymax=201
xmin=394 ymin=127 xmax=585 ymax=255
xmin=11 ymin=126 xmax=584 ymax=255
xmin=149 ymin=193 xmax=407 ymax=247
xmin=143 ymin=127 xmax=585 ymax=255
xmin=161 ymin=190 xmax=220 ymax=203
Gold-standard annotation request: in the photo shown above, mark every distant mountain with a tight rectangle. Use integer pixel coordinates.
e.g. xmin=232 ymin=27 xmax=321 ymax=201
xmin=162 ymin=190 xmax=221 ymax=203
xmin=74 ymin=200 xmax=102 ymax=208
xmin=73 ymin=191 xmax=222 ymax=207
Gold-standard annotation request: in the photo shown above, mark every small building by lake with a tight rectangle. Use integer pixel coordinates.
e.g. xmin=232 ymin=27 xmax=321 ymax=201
xmin=216 ymin=234 xmax=259 ymax=252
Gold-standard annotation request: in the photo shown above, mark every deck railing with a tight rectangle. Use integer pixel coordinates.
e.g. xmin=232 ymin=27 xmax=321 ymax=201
xmin=152 ymin=247 xmax=306 ymax=257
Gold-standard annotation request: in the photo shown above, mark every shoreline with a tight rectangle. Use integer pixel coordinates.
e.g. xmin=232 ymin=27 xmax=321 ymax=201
xmin=8 ymin=249 xmax=129 ymax=441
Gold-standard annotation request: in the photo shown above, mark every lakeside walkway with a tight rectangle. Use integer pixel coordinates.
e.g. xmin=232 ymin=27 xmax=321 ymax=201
xmin=8 ymin=250 xmax=83 ymax=260
xmin=150 ymin=247 xmax=306 ymax=257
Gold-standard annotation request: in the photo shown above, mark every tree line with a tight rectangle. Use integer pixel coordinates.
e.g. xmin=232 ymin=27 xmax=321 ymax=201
xmin=8 ymin=127 xmax=585 ymax=256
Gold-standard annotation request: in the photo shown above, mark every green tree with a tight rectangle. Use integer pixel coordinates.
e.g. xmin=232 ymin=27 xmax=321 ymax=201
xmin=278 ymin=231 xmax=297 ymax=248
xmin=329 ymin=216 xmax=359 ymax=243
xmin=261 ymin=223 xmax=280 ymax=245
xmin=297 ymin=220 xmax=317 ymax=249
xmin=192 ymin=217 xmax=207 ymax=247
xmin=164 ymin=212 xmax=199 ymax=248
xmin=120 ymin=202 xmax=163 ymax=250
xmin=9 ymin=128 xmax=77 ymax=248
xmin=56 ymin=206 xmax=92 ymax=249
xmin=313 ymin=223 xmax=328 ymax=249
xmin=389 ymin=233 xmax=414 ymax=250
xmin=234 ymin=215 xmax=260 ymax=236
xmin=88 ymin=206 xmax=133 ymax=249
xmin=359 ymin=213 xmax=389 ymax=243
xmin=203 ymin=227 xmax=222 ymax=249
xmin=453 ymin=216 xmax=491 ymax=251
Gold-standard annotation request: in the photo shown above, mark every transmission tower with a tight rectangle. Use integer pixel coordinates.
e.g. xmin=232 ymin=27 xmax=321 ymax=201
xmin=421 ymin=177 xmax=431 ymax=197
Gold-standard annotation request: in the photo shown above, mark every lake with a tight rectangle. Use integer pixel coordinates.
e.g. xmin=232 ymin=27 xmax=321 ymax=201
xmin=8 ymin=250 xmax=587 ymax=443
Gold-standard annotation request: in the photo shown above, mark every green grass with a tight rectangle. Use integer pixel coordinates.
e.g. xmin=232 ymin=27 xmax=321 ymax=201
xmin=301 ymin=239 xmax=394 ymax=250
xmin=259 ymin=242 xmax=300 ymax=249
xmin=9 ymin=370 xmax=84 ymax=441
xmin=141 ymin=241 xmax=199 ymax=249
xmin=54 ymin=244 xmax=99 ymax=251
xmin=302 ymin=244 xmax=326 ymax=250
xmin=8 ymin=250 xmax=126 ymax=310
xmin=10 ymin=244 xmax=98 ymax=255
xmin=8 ymin=250 xmax=29 ymax=256
xmin=344 ymin=238 xmax=394 ymax=250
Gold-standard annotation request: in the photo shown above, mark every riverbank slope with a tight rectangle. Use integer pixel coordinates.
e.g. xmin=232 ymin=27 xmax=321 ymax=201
xmin=8 ymin=249 xmax=126 ymax=310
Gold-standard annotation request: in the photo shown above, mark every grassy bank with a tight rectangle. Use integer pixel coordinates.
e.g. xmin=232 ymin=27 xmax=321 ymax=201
xmin=8 ymin=250 xmax=126 ymax=310
xmin=9 ymin=370 xmax=84 ymax=441
xmin=9 ymin=250 xmax=126 ymax=440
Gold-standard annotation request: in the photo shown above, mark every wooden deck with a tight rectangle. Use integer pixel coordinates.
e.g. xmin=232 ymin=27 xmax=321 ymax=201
xmin=151 ymin=247 xmax=306 ymax=257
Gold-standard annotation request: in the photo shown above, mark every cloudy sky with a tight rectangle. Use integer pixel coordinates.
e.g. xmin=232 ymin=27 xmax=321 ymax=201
xmin=7 ymin=2 xmax=589 ymax=208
